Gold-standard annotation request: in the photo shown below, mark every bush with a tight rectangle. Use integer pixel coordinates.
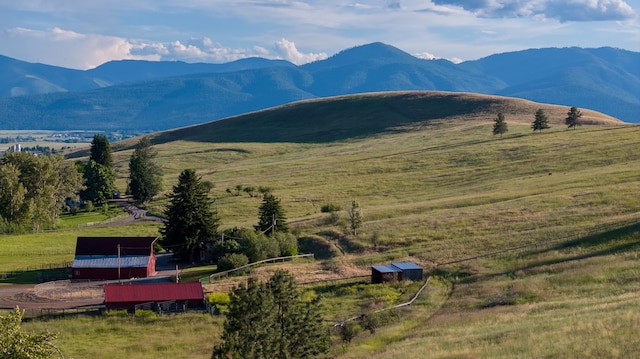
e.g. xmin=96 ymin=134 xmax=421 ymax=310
xmin=206 ymin=292 xmax=231 ymax=306
xmin=321 ymin=203 xmax=342 ymax=213
xmin=103 ymin=309 xmax=129 ymax=317
xmin=217 ymin=253 xmax=249 ymax=272
xmin=134 ymin=309 xmax=157 ymax=319
xmin=273 ymin=232 xmax=298 ymax=257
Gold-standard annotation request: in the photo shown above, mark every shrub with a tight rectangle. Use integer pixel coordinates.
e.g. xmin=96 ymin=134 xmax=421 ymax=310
xmin=217 ymin=253 xmax=249 ymax=272
xmin=134 ymin=309 xmax=157 ymax=319
xmin=206 ymin=292 xmax=231 ymax=306
xmin=103 ymin=309 xmax=129 ymax=317
xmin=273 ymin=232 xmax=298 ymax=256
xmin=321 ymin=203 xmax=342 ymax=213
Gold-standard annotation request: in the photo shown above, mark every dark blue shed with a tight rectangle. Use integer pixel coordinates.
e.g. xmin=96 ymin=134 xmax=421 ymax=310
xmin=371 ymin=265 xmax=403 ymax=284
xmin=392 ymin=262 xmax=423 ymax=281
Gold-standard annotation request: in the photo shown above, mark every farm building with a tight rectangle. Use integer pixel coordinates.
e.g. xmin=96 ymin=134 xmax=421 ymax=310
xmin=371 ymin=265 xmax=403 ymax=284
xmin=391 ymin=262 xmax=423 ymax=281
xmin=71 ymin=236 xmax=157 ymax=280
xmin=104 ymin=282 xmax=205 ymax=312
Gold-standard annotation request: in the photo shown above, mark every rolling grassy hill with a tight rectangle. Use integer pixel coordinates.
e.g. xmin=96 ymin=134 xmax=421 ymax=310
xmin=17 ymin=92 xmax=640 ymax=358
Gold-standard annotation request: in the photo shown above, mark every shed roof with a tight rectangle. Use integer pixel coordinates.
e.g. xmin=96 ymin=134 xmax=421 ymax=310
xmin=372 ymin=265 xmax=402 ymax=273
xmin=75 ymin=237 xmax=157 ymax=256
xmin=392 ymin=262 xmax=423 ymax=270
xmin=72 ymin=255 xmax=150 ymax=269
xmin=104 ymin=282 xmax=204 ymax=303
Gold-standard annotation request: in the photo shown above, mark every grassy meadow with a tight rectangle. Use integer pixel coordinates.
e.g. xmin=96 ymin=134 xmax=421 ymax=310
xmin=3 ymin=92 xmax=639 ymax=358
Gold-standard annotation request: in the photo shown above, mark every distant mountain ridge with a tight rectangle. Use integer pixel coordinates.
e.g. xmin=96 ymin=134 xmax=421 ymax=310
xmin=0 ymin=42 xmax=638 ymax=130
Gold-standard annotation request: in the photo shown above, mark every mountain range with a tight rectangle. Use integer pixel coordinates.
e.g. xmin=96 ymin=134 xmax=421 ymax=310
xmin=0 ymin=42 xmax=638 ymax=131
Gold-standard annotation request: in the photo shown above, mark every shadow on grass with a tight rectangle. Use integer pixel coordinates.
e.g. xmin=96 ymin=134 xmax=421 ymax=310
xmin=0 ymin=268 xmax=70 ymax=285
xmin=458 ymin=222 xmax=640 ymax=285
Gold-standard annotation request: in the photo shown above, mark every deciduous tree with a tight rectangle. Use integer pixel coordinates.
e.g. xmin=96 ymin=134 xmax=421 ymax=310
xmin=0 ymin=152 xmax=83 ymax=232
xmin=348 ymin=200 xmax=363 ymax=236
xmin=160 ymin=169 xmax=219 ymax=262
xmin=0 ymin=307 xmax=59 ymax=359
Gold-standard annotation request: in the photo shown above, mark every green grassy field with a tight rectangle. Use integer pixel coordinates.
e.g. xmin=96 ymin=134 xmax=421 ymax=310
xmin=4 ymin=92 xmax=639 ymax=358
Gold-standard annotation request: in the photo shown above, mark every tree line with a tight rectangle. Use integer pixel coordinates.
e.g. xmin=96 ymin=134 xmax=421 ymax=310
xmin=492 ymin=106 xmax=583 ymax=137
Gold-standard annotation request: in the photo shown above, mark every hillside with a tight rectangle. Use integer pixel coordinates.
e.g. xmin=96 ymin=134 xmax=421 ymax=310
xmin=149 ymin=91 xmax=621 ymax=144
xmin=9 ymin=91 xmax=640 ymax=358
xmin=0 ymin=43 xmax=637 ymax=131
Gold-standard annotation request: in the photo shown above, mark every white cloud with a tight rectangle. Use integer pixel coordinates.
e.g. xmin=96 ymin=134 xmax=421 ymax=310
xmin=414 ymin=51 xmax=464 ymax=63
xmin=0 ymin=27 xmax=330 ymax=68
xmin=431 ymin=0 xmax=637 ymax=21
xmin=2 ymin=27 xmax=156 ymax=69
xmin=273 ymin=38 xmax=328 ymax=64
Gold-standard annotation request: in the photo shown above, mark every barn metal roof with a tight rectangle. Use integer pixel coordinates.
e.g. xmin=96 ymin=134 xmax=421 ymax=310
xmin=371 ymin=265 xmax=402 ymax=273
xmin=392 ymin=262 xmax=423 ymax=270
xmin=72 ymin=255 xmax=150 ymax=268
xmin=104 ymin=282 xmax=204 ymax=303
xmin=74 ymin=237 xmax=157 ymax=256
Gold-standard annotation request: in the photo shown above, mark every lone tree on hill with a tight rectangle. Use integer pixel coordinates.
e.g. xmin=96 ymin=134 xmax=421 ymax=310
xmin=531 ymin=109 xmax=550 ymax=133
xmin=127 ymin=137 xmax=163 ymax=203
xmin=81 ymin=134 xmax=115 ymax=205
xmin=256 ymin=193 xmax=288 ymax=235
xmin=565 ymin=106 xmax=583 ymax=129
xmin=348 ymin=200 xmax=363 ymax=236
xmin=161 ymin=169 xmax=219 ymax=262
xmin=492 ymin=112 xmax=508 ymax=137
xmin=212 ymin=270 xmax=330 ymax=359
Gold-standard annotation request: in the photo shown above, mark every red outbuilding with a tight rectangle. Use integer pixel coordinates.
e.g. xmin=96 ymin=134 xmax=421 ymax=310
xmin=71 ymin=236 xmax=157 ymax=280
xmin=104 ymin=282 xmax=205 ymax=312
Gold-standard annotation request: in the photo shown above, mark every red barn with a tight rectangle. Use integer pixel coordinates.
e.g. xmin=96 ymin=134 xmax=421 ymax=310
xmin=104 ymin=282 xmax=205 ymax=312
xmin=71 ymin=237 xmax=157 ymax=280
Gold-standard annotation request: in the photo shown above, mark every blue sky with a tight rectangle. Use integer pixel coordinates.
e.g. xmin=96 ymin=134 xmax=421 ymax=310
xmin=0 ymin=0 xmax=638 ymax=69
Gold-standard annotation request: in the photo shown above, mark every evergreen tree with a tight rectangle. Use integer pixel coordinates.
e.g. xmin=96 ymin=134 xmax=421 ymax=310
xmin=212 ymin=270 xmax=330 ymax=359
xmin=492 ymin=112 xmax=508 ymax=137
xmin=89 ymin=134 xmax=113 ymax=168
xmin=127 ymin=137 xmax=162 ymax=203
xmin=81 ymin=160 xmax=115 ymax=206
xmin=565 ymin=106 xmax=582 ymax=129
xmin=531 ymin=109 xmax=550 ymax=133
xmin=256 ymin=193 xmax=288 ymax=235
xmin=82 ymin=134 xmax=115 ymax=205
xmin=348 ymin=200 xmax=363 ymax=236
xmin=160 ymin=169 xmax=219 ymax=262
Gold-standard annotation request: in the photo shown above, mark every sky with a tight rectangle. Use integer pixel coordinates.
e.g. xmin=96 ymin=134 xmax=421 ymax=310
xmin=0 ymin=0 xmax=638 ymax=70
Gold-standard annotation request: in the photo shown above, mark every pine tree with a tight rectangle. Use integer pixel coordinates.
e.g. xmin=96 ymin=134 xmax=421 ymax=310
xmin=531 ymin=109 xmax=550 ymax=133
xmin=89 ymin=134 xmax=113 ymax=168
xmin=213 ymin=270 xmax=330 ymax=359
xmin=127 ymin=137 xmax=162 ymax=203
xmin=256 ymin=193 xmax=288 ymax=235
xmin=160 ymin=169 xmax=219 ymax=262
xmin=492 ymin=112 xmax=508 ymax=137
xmin=565 ymin=106 xmax=582 ymax=129
xmin=82 ymin=134 xmax=115 ymax=205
